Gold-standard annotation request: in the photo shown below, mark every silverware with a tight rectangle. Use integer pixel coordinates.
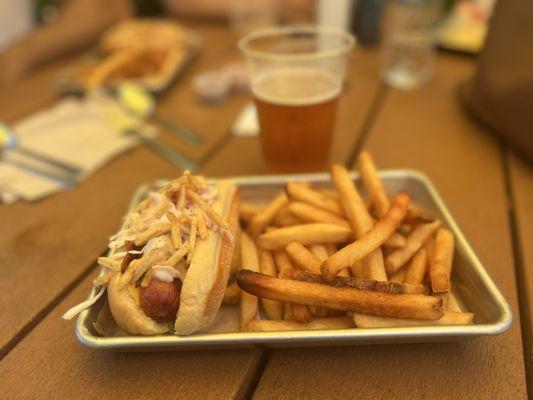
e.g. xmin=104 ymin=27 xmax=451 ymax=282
xmin=117 ymin=84 xmax=204 ymax=146
xmin=0 ymin=123 xmax=81 ymax=183
xmin=108 ymin=109 xmax=198 ymax=172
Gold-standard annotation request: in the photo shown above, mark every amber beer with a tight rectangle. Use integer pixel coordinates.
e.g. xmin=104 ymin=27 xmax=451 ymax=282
xmin=252 ymin=68 xmax=341 ymax=172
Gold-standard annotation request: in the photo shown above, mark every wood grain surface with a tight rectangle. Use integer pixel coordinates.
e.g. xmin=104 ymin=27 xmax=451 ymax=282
xmin=253 ymin=54 xmax=528 ymax=399
xmin=202 ymin=49 xmax=383 ymax=176
xmin=507 ymin=151 xmax=533 ymax=392
xmin=0 ymin=271 xmax=263 ymax=400
xmin=0 ymin=22 xmax=246 ymax=357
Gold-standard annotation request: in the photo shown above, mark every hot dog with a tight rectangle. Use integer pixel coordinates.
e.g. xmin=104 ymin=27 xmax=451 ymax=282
xmin=64 ymin=173 xmax=239 ymax=336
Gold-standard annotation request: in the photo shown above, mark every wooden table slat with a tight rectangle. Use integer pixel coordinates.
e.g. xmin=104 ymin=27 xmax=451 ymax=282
xmin=507 ymin=151 xmax=533 ymax=391
xmin=0 ymin=271 xmax=263 ymax=400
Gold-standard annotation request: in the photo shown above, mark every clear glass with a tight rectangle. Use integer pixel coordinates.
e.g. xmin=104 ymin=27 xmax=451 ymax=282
xmin=381 ymin=0 xmax=441 ymax=89
xmin=239 ymin=26 xmax=355 ymax=173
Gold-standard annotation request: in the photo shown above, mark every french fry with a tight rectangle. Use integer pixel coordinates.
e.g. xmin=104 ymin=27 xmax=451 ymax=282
xmin=357 ymin=151 xmax=390 ymax=218
xmin=331 ymin=164 xmax=387 ymax=281
xmin=248 ymin=193 xmax=289 ymax=237
xmin=257 ymin=223 xmax=351 ymax=250
xmin=259 ymin=250 xmax=284 ymax=320
xmin=319 ymin=188 xmax=340 ymax=201
xmin=321 ymin=193 xmax=411 ymax=280
xmin=404 ymin=248 xmax=427 ymax=285
xmin=309 ymin=244 xmax=329 ymax=262
xmin=389 ymin=266 xmax=406 ymax=283
xmin=243 ymin=317 xmax=354 ymax=332
xmin=447 ymin=292 xmax=462 ymax=312
xmin=283 ymin=302 xmax=293 ymax=320
xmin=240 ymin=233 xmax=260 ymax=327
xmin=286 ymin=182 xmax=343 ymax=216
xmin=287 ymin=202 xmax=350 ymax=228
xmin=293 ymin=270 xmax=428 ymax=295
xmin=430 ymin=228 xmax=455 ymax=293
xmin=272 ymin=250 xmax=312 ymax=323
xmin=237 ymin=270 xmax=443 ymax=320
xmin=383 ymin=232 xmax=407 ymax=249
xmin=325 ymin=243 xmax=337 ymax=256
xmin=384 ymin=220 xmax=441 ymax=274
xmin=405 ymin=206 xmax=435 ymax=224
xmin=286 ymin=242 xmax=322 ymax=274
xmin=240 ymin=202 xmax=263 ymax=225
xmin=273 ymin=204 xmax=301 ymax=227
xmin=398 ymin=224 xmax=413 ymax=236
xmin=223 ymin=282 xmax=241 ymax=304
xmin=352 ymin=311 xmax=474 ymax=328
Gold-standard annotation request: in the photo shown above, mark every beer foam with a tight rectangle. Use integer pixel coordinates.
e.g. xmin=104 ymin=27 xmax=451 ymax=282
xmin=252 ymin=68 xmax=341 ymax=106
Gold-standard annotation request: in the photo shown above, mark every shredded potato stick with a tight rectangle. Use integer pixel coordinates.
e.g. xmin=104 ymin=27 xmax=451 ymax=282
xmin=166 ymin=211 xmax=178 ymax=223
xmin=177 ymin=187 xmax=186 ymax=208
xmin=133 ymin=223 xmax=172 ymax=246
xmin=93 ymin=270 xmax=112 ymax=287
xmin=164 ymin=243 xmax=190 ymax=267
xmin=187 ymin=188 xmax=229 ymax=230
xmin=196 ymin=209 xmax=208 ymax=239
xmin=140 ymin=268 xmax=153 ymax=288
xmin=97 ymin=257 xmax=121 ymax=272
xmin=187 ymin=216 xmax=198 ymax=262
xmin=171 ymin=224 xmax=182 ymax=248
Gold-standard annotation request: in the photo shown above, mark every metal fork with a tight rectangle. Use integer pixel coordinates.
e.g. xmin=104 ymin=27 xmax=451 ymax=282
xmin=108 ymin=109 xmax=198 ymax=172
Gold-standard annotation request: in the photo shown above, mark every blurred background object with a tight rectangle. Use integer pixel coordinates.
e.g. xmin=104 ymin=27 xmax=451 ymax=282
xmin=437 ymin=0 xmax=494 ymax=54
xmin=380 ymin=0 xmax=442 ymax=90
xmin=461 ymin=0 xmax=533 ymax=162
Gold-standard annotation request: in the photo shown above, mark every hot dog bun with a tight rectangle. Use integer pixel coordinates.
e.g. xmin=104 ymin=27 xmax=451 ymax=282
xmin=174 ymin=181 xmax=239 ymax=334
xmin=107 ymin=179 xmax=239 ymax=336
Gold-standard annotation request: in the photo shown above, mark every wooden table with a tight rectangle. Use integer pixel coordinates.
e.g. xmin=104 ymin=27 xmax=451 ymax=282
xmin=0 ymin=22 xmax=530 ymax=399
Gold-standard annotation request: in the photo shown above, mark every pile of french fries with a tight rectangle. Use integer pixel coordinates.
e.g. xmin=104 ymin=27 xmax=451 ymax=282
xmin=224 ymin=151 xmax=474 ymax=332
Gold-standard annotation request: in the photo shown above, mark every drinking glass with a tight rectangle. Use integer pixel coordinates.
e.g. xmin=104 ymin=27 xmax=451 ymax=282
xmin=239 ymin=26 xmax=355 ymax=172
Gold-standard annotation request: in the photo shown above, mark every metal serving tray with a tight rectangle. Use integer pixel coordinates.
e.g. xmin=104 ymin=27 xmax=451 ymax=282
xmin=75 ymin=170 xmax=512 ymax=351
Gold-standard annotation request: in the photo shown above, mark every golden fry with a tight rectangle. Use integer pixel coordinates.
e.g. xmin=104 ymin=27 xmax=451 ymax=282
xmin=259 ymin=250 xmax=283 ymax=320
xmin=223 ymin=282 xmax=241 ymax=305
xmin=240 ymin=232 xmax=260 ymax=327
xmin=321 ymin=192 xmax=411 ymax=280
xmin=357 ymin=151 xmax=390 ymax=218
xmin=309 ymin=244 xmax=329 ymax=262
xmin=257 ymin=223 xmax=351 ymax=250
xmin=243 ymin=317 xmax=354 ymax=332
xmin=286 ymin=242 xmax=322 ymax=274
xmin=240 ymin=202 xmax=263 ymax=225
xmin=286 ymin=182 xmax=343 ymax=216
xmin=383 ymin=232 xmax=407 ymax=248
xmin=352 ymin=311 xmax=473 ymax=328
xmin=288 ymin=201 xmax=350 ymax=228
xmin=384 ymin=220 xmax=441 ymax=274
xmin=293 ymin=270 xmax=428 ymax=295
xmin=430 ymin=228 xmax=455 ymax=293
xmin=238 ymin=270 xmax=443 ymax=320
xmin=331 ymin=164 xmax=387 ymax=281
xmin=248 ymin=193 xmax=288 ymax=237
xmin=273 ymin=204 xmax=301 ymax=227
xmin=404 ymin=249 xmax=428 ymax=285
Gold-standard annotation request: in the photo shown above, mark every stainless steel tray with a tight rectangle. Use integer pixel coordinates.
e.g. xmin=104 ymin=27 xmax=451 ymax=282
xmin=75 ymin=170 xmax=512 ymax=351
